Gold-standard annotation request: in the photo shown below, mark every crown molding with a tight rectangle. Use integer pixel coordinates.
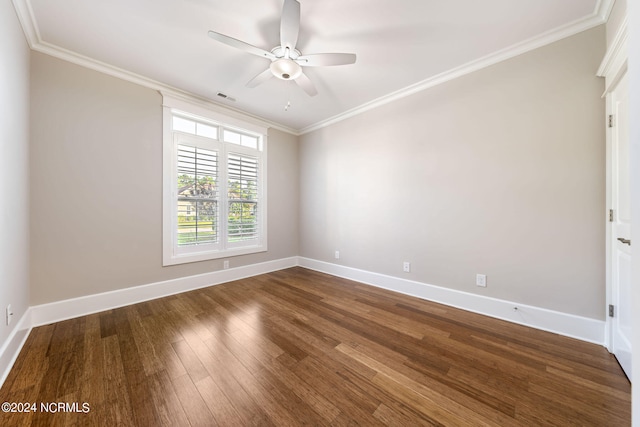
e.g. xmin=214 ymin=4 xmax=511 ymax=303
xmin=299 ymin=0 xmax=613 ymax=135
xmin=10 ymin=0 xmax=38 ymax=48
xmin=10 ymin=0 xmax=297 ymax=136
xmin=597 ymin=15 xmax=628 ymax=92
xmin=12 ymin=0 xmax=612 ymax=136
xmin=595 ymin=0 xmax=616 ymax=22
xmin=33 ymin=41 xmax=298 ymax=135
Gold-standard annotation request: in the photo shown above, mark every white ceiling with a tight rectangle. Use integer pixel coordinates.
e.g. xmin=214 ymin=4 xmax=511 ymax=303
xmin=16 ymin=0 xmax=610 ymax=133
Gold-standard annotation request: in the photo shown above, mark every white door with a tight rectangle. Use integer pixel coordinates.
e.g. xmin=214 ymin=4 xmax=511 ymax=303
xmin=610 ymin=73 xmax=632 ymax=379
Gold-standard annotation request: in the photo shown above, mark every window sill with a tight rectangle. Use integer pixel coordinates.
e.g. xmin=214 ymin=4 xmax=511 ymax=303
xmin=162 ymin=244 xmax=267 ymax=266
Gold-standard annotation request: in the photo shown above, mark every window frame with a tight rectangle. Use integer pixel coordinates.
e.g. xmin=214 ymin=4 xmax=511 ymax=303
xmin=162 ymin=93 xmax=268 ymax=266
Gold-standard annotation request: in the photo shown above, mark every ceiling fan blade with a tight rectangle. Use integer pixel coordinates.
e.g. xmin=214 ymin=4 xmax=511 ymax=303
xmin=208 ymin=31 xmax=275 ymax=59
xmin=246 ymin=68 xmax=274 ymax=88
xmin=295 ymin=72 xmax=317 ymax=97
xmin=296 ymin=53 xmax=357 ymax=67
xmin=280 ymin=0 xmax=300 ymax=50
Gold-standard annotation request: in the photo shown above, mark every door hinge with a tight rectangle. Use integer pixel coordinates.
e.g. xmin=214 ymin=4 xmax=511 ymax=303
xmin=608 ymin=114 xmax=614 ymax=128
xmin=609 ymin=209 xmax=614 ymax=222
xmin=609 ymin=304 xmax=615 ymax=317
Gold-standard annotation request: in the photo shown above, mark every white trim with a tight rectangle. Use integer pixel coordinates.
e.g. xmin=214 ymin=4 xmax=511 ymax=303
xmin=161 ymin=91 xmax=269 ymax=136
xmin=597 ymin=16 xmax=628 ymax=92
xmin=598 ymin=14 xmax=629 ymax=354
xmin=10 ymin=0 xmax=38 ymax=47
xmin=32 ymin=41 xmax=297 ymax=135
xmin=298 ymin=1 xmax=613 ymax=135
xmin=9 ymin=0 xmax=296 ymax=136
xmin=162 ymin=98 xmax=268 ymax=266
xmin=30 ymin=257 xmax=298 ymax=328
xmin=2 ymin=255 xmax=609 ymax=388
xmin=162 ymin=105 xmax=175 ymax=266
xmin=298 ymin=258 xmax=606 ymax=345
xmin=0 ymin=310 xmax=32 ymax=389
xmin=0 ymin=257 xmax=297 ymax=389
xmin=595 ymin=0 xmax=616 ymax=22
xmin=604 ymin=89 xmax=614 ymax=352
xmin=12 ymin=0 xmax=612 ymax=136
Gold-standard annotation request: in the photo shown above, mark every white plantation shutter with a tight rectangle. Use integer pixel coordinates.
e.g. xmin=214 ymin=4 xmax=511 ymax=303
xmin=227 ymin=153 xmax=259 ymax=243
xmin=176 ymin=145 xmax=219 ymax=247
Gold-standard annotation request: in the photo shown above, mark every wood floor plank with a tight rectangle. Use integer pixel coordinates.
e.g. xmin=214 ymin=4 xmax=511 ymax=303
xmin=170 ymin=374 xmax=218 ymax=426
xmin=112 ymin=308 xmax=161 ymax=426
xmin=124 ymin=307 xmax=164 ymax=377
xmin=197 ymin=333 xmax=312 ymax=426
xmin=373 ymin=402 xmax=440 ymax=427
xmin=182 ymin=329 xmax=275 ymax=426
xmin=292 ymin=354 xmax=386 ymax=426
xmin=0 ymin=325 xmax=53 ymax=395
xmin=139 ymin=314 xmax=188 ymax=380
xmin=171 ymin=339 xmax=210 ymax=384
xmin=526 ymin=380 xmax=629 ymax=426
xmin=336 ymin=342 xmax=513 ymax=427
xmin=217 ymin=329 xmax=334 ymax=426
xmin=79 ymin=314 xmax=105 ymax=409
xmin=194 ymin=376 xmax=245 ymax=426
xmin=100 ymin=334 xmax=136 ymax=426
xmin=146 ymin=370 xmax=191 ymax=427
xmin=222 ymin=320 xmax=342 ymax=423
xmin=0 ymin=267 xmax=630 ymax=426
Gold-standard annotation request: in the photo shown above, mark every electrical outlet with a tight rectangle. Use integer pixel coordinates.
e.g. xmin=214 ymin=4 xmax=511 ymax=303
xmin=403 ymin=261 xmax=411 ymax=273
xmin=223 ymin=260 xmax=229 ymax=269
xmin=476 ymin=274 xmax=487 ymax=287
xmin=335 ymin=250 xmax=340 ymax=259
xmin=6 ymin=304 xmax=13 ymax=326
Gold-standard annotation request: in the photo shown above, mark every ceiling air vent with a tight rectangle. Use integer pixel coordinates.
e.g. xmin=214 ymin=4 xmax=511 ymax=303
xmin=216 ymin=92 xmax=236 ymax=102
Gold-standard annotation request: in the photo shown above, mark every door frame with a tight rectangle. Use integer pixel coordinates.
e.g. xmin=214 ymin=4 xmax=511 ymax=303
xmin=597 ymin=21 xmax=628 ymax=353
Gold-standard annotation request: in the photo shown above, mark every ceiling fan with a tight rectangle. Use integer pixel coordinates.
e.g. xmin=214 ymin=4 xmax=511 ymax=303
xmin=208 ymin=0 xmax=356 ymax=97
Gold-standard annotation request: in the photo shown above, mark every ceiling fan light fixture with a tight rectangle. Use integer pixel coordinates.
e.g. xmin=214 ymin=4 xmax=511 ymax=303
xmin=270 ymin=58 xmax=302 ymax=80
xmin=208 ymin=0 xmax=354 ymax=96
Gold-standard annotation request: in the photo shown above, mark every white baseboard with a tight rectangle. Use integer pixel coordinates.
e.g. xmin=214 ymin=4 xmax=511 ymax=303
xmin=1 ymin=257 xmax=298 ymax=389
xmin=0 ymin=309 xmax=32 ymax=388
xmin=298 ymin=257 xmax=606 ymax=345
xmin=1 ymin=255 xmax=607 ymax=389
xmin=0 ymin=257 xmax=296 ymax=388
xmin=30 ymin=257 xmax=298 ymax=328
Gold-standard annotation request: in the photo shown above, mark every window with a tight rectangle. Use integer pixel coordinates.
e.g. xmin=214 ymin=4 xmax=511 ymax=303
xmin=162 ymin=94 xmax=267 ymax=265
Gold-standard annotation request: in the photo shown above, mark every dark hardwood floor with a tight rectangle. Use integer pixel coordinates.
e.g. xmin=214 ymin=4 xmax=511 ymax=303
xmin=0 ymin=267 xmax=631 ymax=426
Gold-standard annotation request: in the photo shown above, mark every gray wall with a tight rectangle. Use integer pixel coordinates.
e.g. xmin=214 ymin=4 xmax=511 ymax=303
xmin=27 ymin=25 xmax=608 ymax=321
xmin=29 ymin=52 xmax=298 ymax=305
xmin=0 ymin=0 xmax=30 ymax=352
xmin=299 ymin=26 xmax=606 ymax=319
